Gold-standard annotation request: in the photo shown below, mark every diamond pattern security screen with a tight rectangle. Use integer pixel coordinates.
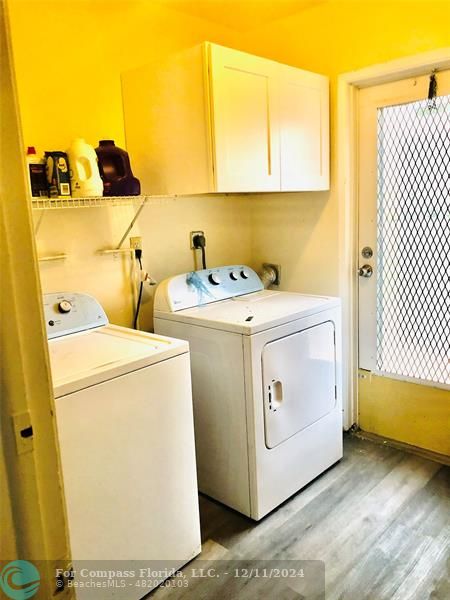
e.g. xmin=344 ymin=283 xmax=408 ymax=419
xmin=376 ymin=95 xmax=450 ymax=385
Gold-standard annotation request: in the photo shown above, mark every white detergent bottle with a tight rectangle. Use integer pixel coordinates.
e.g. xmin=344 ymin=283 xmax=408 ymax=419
xmin=67 ymin=138 xmax=103 ymax=197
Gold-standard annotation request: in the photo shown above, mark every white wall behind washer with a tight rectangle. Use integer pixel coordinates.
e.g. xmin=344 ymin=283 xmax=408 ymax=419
xmin=249 ymin=191 xmax=337 ymax=296
xmin=34 ymin=195 xmax=252 ymax=331
xmin=34 ymin=191 xmax=332 ymax=333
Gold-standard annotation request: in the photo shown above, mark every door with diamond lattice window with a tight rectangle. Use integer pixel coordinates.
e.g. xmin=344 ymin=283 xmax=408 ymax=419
xmin=357 ymin=70 xmax=450 ymax=455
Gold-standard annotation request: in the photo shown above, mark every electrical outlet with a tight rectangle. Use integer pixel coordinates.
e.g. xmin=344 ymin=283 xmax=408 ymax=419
xmin=130 ymin=236 xmax=142 ymax=250
xmin=190 ymin=231 xmax=204 ymax=249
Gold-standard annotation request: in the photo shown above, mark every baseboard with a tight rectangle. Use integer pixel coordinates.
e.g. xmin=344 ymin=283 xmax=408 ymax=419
xmin=352 ymin=429 xmax=450 ymax=466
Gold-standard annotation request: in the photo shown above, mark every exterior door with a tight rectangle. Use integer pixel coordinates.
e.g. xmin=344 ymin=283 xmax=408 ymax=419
xmin=357 ymin=70 xmax=450 ymax=455
xmin=208 ymin=44 xmax=280 ymax=192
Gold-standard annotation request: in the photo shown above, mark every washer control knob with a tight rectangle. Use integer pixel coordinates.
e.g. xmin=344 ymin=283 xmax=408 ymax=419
xmin=208 ymin=273 xmax=221 ymax=286
xmin=230 ymin=271 xmax=239 ymax=281
xmin=240 ymin=270 xmax=250 ymax=280
xmin=58 ymin=300 xmax=72 ymax=313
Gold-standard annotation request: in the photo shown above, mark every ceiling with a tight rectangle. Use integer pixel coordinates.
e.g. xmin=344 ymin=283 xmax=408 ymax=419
xmin=156 ymin=0 xmax=328 ymax=32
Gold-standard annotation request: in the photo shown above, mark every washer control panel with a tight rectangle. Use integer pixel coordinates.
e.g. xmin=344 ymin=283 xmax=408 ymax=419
xmin=154 ymin=265 xmax=264 ymax=312
xmin=43 ymin=292 xmax=108 ymax=339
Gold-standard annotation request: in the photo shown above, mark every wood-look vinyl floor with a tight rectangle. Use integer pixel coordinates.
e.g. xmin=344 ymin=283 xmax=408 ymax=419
xmin=153 ymin=435 xmax=449 ymax=599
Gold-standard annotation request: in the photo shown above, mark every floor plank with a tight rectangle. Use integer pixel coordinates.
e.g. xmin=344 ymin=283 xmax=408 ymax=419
xmin=153 ymin=435 xmax=449 ymax=599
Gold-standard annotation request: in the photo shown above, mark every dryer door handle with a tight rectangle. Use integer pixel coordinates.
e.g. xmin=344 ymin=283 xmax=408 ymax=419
xmin=268 ymin=380 xmax=283 ymax=411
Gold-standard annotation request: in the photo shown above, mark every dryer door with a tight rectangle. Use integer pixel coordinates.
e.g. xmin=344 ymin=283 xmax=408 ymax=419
xmin=262 ymin=321 xmax=336 ymax=449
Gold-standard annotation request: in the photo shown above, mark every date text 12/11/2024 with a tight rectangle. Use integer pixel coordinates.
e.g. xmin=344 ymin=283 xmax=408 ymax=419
xmin=56 ymin=560 xmax=325 ymax=598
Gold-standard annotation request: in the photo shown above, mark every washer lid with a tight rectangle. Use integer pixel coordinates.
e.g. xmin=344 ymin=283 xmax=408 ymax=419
xmin=154 ymin=290 xmax=340 ymax=334
xmin=49 ymin=324 xmax=188 ymax=397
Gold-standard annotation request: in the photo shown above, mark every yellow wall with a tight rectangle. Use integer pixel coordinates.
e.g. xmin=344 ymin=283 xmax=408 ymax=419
xmin=8 ymin=0 xmax=449 ymax=326
xmin=239 ymin=0 xmax=450 ymax=76
xmin=8 ymin=0 xmax=252 ymax=329
xmin=243 ymin=0 xmax=450 ymax=296
xmin=9 ymin=0 xmax=239 ymax=151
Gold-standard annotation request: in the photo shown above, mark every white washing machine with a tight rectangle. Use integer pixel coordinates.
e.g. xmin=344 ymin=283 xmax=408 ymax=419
xmin=45 ymin=292 xmax=201 ymax=599
xmin=154 ymin=266 xmax=343 ymax=520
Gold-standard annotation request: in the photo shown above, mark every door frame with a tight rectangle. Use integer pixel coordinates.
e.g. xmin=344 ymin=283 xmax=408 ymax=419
xmin=1 ymin=0 xmax=71 ymax=592
xmin=337 ymin=48 xmax=450 ymax=429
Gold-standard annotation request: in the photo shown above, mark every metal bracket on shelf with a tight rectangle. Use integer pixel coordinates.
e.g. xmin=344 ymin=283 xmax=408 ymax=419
xmin=97 ymin=195 xmax=149 ymax=256
xmin=97 ymin=194 xmax=176 ymax=254
xmin=115 ymin=195 xmax=149 ymax=249
xmin=97 ymin=248 xmax=135 ymax=257
xmin=38 ymin=254 xmax=68 ymax=262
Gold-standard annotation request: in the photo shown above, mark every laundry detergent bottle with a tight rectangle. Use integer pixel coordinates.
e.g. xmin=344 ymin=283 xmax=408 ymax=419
xmin=67 ymin=138 xmax=103 ymax=197
xmin=95 ymin=140 xmax=141 ymax=196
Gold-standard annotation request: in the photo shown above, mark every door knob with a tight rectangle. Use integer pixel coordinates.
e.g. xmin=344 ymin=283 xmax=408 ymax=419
xmin=358 ymin=264 xmax=373 ymax=278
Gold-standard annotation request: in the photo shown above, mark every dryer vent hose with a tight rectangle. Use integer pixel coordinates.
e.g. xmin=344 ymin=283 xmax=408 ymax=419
xmin=259 ymin=265 xmax=278 ymax=289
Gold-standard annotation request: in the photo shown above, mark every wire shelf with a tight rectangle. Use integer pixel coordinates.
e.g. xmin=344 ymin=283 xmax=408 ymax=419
xmin=32 ymin=194 xmax=178 ymax=257
xmin=31 ymin=195 xmax=146 ymax=209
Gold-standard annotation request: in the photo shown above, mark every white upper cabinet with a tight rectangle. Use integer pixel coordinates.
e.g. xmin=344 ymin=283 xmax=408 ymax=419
xmin=122 ymin=43 xmax=329 ymax=195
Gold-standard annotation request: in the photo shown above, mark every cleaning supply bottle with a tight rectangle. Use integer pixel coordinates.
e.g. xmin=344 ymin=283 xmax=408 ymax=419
xmin=66 ymin=138 xmax=103 ymax=197
xmin=45 ymin=151 xmax=71 ymax=197
xmin=95 ymin=140 xmax=140 ymax=196
xmin=26 ymin=146 xmax=48 ymax=197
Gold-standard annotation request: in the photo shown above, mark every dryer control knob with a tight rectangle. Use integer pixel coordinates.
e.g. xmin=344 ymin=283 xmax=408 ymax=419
xmin=230 ymin=271 xmax=239 ymax=281
xmin=58 ymin=300 xmax=72 ymax=313
xmin=208 ymin=273 xmax=221 ymax=285
xmin=240 ymin=270 xmax=250 ymax=280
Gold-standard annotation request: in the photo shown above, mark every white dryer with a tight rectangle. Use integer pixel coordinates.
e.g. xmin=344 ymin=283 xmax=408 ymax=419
xmin=154 ymin=266 xmax=343 ymax=520
xmin=45 ymin=292 xmax=201 ymax=599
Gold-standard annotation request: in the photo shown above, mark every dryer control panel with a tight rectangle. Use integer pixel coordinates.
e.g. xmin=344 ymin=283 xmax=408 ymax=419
xmin=154 ymin=265 xmax=264 ymax=312
xmin=43 ymin=292 xmax=108 ymax=339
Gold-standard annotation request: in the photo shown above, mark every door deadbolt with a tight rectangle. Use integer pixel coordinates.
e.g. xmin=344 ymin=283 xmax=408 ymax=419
xmin=361 ymin=246 xmax=373 ymax=259
xmin=358 ymin=264 xmax=373 ymax=278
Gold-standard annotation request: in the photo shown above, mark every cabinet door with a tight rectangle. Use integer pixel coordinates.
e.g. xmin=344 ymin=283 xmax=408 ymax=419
xmin=207 ymin=44 xmax=280 ymax=192
xmin=279 ymin=65 xmax=329 ymax=191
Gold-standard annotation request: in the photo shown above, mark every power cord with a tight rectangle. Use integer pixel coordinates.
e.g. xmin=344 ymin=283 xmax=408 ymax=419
xmin=193 ymin=233 xmax=207 ymax=269
xmin=133 ymin=248 xmax=144 ymax=330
